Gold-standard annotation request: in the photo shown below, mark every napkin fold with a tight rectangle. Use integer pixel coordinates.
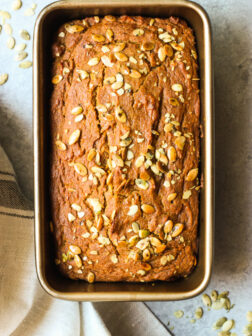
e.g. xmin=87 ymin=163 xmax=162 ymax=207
xmin=0 ymin=145 xmax=170 ymax=336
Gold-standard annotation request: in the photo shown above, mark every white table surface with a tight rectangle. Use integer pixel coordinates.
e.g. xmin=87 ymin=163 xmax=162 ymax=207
xmin=0 ymin=1 xmax=251 ymax=335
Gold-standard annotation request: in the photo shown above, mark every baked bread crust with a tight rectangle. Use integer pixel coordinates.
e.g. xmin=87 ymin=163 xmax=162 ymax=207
xmin=50 ymin=15 xmax=200 ymax=282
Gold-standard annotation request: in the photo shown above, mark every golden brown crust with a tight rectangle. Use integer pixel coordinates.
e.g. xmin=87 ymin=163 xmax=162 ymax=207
xmin=50 ymin=15 xmax=200 ymax=282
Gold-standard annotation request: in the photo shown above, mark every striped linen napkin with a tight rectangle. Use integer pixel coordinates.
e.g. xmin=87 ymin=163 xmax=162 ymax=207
xmin=0 ymin=144 xmax=170 ymax=336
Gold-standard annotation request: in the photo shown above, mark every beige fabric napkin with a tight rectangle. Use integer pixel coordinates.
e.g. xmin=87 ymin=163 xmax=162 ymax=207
xmin=0 ymin=145 xmax=170 ymax=336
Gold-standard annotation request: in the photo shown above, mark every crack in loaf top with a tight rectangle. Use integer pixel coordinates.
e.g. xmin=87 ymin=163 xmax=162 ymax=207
xmin=50 ymin=15 xmax=201 ymax=282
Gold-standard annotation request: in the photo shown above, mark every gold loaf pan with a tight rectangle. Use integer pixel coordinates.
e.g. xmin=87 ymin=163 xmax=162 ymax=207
xmin=33 ymin=0 xmax=214 ymax=301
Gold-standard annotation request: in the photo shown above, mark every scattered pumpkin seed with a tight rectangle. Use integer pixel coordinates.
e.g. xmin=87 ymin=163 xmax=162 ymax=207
xmin=213 ymin=317 xmax=228 ymax=330
xmin=218 ymin=332 xmax=231 ymax=336
xmin=15 ymin=42 xmax=26 ymax=51
xmin=0 ymin=73 xmax=8 ymax=86
xmin=247 ymin=311 xmax=252 ymax=322
xmin=7 ymin=36 xmax=15 ymax=49
xmin=24 ymin=7 xmax=35 ymax=16
xmin=20 ymin=29 xmax=30 ymax=40
xmin=211 ymin=290 xmax=218 ymax=301
xmin=223 ymin=297 xmax=231 ymax=310
xmin=14 ymin=51 xmax=28 ymax=61
xmin=12 ymin=0 xmax=22 ymax=10
xmin=243 ymin=323 xmax=252 ymax=335
xmin=218 ymin=291 xmax=229 ymax=299
xmin=18 ymin=60 xmax=32 ymax=68
xmin=212 ymin=299 xmax=225 ymax=310
xmin=174 ymin=310 xmax=184 ymax=319
xmin=4 ymin=23 xmax=12 ymax=35
xmin=195 ymin=307 xmax=203 ymax=319
xmin=202 ymin=293 xmax=212 ymax=307
xmin=0 ymin=10 xmax=11 ymax=22
xmin=222 ymin=320 xmax=234 ymax=332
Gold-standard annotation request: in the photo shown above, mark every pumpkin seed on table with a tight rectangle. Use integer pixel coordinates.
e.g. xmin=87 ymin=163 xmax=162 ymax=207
xmin=218 ymin=291 xmax=229 ymax=299
xmin=195 ymin=307 xmax=203 ymax=319
xmin=222 ymin=319 xmax=235 ymax=332
xmin=212 ymin=299 xmax=225 ymax=310
xmin=247 ymin=311 xmax=252 ymax=322
xmin=211 ymin=289 xmax=218 ymax=301
xmin=24 ymin=8 xmax=35 ymax=16
xmin=0 ymin=10 xmax=11 ymax=23
xmin=174 ymin=310 xmax=184 ymax=318
xmin=15 ymin=43 xmax=27 ymax=51
xmin=20 ymin=29 xmax=30 ymax=40
xmin=243 ymin=323 xmax=252 ymax=335
xmin=12 ymin=0 xmax=22 ymax=10
xmin=14 ymin=51 xmax=28 ymax=61
xmin=7 ymin=36 xmax=15 ymax=49
xmin=0 ymin=73 xmax=8 ymax=85
xmin=19 ymin=60 xmax=32 ymax=68
xmin=218 ymin=332 xmax=231 ymax=336
xmin=213 ymin=317 xmax=227 ymax=330
xmin=202 ymin=293 xmax=212 ymax=307
xmin=3 ymin=23 xmax=13 ymax=35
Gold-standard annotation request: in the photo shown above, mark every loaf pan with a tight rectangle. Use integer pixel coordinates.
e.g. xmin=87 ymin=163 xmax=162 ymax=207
xmin=33 ymin=0 xmax=214 ymax=301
